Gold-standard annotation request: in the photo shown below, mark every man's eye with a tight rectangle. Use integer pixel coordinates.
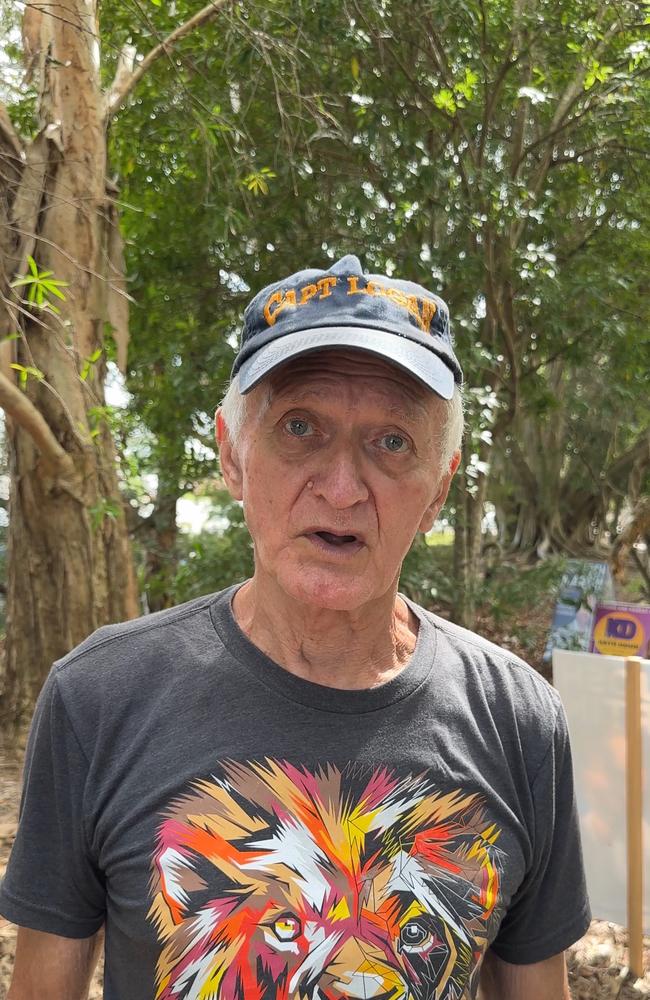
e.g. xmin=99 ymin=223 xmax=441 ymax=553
xmin=285 ymin=418 xmax=312 ymax=437
xmin=381 ymin=433 xmax=408 ymax=453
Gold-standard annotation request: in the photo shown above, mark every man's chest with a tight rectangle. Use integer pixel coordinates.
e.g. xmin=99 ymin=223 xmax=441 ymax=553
xmin=88 ymin=707 xmax=532 ymax=1000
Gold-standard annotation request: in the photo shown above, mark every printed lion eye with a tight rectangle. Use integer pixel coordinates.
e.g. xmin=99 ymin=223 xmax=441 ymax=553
xmin=273 ymin=915 xmax=302 ymax=941
xmin=400 ymin=919 xmax=431 ymax=951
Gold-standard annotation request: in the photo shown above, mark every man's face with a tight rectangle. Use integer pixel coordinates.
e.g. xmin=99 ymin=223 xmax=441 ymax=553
xmin=218 ymin=350 xmax=459 ymax=611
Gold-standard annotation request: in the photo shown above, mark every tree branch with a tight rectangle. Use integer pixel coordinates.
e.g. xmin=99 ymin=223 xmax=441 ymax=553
xmin=0 ymin=102 xmax=25 ymax=196
xmin=519 ymin=15 xmax=626 ymax=203
xmin=0 ymin=103 xmax=24 ymax=160
xmin=106 ymin=0 xmax=233 ymax=117
xmin=0 ymin=371 xmax=74 ymax=477
xmin=611 ymin=496 xmax=650 ymax=581
xmin=520 ymin=326 xmax=599 ymax=379
xmin=606 ymin=432 xmax=650 ymax=483
xmin=555 ymin=209 xmax=615 ymax=263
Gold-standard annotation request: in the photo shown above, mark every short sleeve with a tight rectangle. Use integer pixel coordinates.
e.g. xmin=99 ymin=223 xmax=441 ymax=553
xmin=0 ymin=667 xmax=105 ymax=938
xmin=490 ymin=694 xmax=591 ymax=964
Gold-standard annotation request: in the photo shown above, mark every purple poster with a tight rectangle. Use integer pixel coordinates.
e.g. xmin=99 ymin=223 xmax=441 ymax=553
xmin=590 ymin=601 xmax=650 ymax=658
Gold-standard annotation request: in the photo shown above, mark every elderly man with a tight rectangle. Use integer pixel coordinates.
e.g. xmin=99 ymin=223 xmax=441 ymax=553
xmin=1 ymin=255 xmax=589 ymax=999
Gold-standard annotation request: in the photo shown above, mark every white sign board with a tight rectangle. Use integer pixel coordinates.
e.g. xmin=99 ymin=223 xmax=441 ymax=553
xmin=553 ymin=650 xmax=650 ymax=931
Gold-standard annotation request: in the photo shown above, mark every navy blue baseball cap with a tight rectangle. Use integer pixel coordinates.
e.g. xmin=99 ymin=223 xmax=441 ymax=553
xmin=232 ymin=254 xmax=462 ymax=399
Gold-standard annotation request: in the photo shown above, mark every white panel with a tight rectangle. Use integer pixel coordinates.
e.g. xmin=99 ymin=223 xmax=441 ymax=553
xmin=552 ymin=650 xmax=650 ymax=932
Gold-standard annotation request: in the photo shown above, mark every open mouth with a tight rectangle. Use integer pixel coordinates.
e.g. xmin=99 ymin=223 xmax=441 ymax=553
xmin=304 ymin=530 xmax=364 ymax=554
xmin=316 ymin=531 xmax=358 ymax=546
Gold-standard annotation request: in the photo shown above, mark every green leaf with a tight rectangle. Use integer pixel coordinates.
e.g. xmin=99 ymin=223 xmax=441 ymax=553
xmin=9 ymin=362 xmax=43 ymax=388
xmin=240 ymin=168 xmax=276 ymax=197
xmin=79 ymin=348 xmax=102 ymax=381
xmin=433 ymin=88 xmax=456 ymax=114
xmin=454 ymin=67 xmax=478 ymax=103
xmin=584 ymin=58 xmax=614 ymax=90
xmin=89 ymin=498 xmax=121 ymax=533
xmin=41 ymin=281 xmax=67 ymax=300
xmin=9 ymin=258 xmax=67 ymax=310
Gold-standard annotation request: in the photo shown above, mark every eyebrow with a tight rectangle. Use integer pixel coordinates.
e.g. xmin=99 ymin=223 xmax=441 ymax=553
xmin=266 ymin=384 xmax=431 ymax=424
xmin=388 ymin=396 xmax=431 ymax=421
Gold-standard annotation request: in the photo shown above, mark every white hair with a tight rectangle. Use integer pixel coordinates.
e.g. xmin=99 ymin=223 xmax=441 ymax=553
xmin=220 ymin=373 xmax=249 ymax=448
xmin=220 ymin=371 xmax=464 ymax=470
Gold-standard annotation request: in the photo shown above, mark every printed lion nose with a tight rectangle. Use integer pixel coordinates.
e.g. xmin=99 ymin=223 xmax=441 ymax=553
xmin=324 ymin=937 xmax=407 ymax=999
xmin=339 ymin=993 xmax=397 ymax=1000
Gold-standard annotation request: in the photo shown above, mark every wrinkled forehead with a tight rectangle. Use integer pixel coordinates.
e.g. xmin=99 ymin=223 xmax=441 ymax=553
xmin=255 ymin=348 xmax=437 ymax=419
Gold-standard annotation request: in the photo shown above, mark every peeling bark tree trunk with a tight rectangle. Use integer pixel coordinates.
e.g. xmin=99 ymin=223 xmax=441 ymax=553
xmin=0 ymin=0 xmax=229 ymax=725
xmin=0 ymin=1 xmax=138 ymax=725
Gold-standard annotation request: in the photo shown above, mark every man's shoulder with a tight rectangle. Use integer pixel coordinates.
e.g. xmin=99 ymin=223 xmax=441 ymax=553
xmin=52 ymin=588 xmax=229 ymax=683
xmin=423 ymin=606 xmax=542 ymax=670
xmin=414 ymin=601 xmax=562 ymax=718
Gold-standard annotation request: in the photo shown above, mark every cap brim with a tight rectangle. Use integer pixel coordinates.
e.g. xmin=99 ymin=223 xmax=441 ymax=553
xmin=236 ymin=326 xmax=456 ymax=399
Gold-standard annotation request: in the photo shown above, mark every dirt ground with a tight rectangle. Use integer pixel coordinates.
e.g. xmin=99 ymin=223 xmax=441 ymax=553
xmin=0 ymin=738 xmax=649 ymax=998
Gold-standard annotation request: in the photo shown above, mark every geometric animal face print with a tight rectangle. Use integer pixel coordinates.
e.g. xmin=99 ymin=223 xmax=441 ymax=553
xmin=148 ymin=760 xmax=505 ymax=999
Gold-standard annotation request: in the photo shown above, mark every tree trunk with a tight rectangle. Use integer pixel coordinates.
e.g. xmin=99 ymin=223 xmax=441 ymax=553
xmin=451 ymin=439 xmax=487 ymax=630
xmin=467 ymin=466 xmax=488 ymax=582
xmin=452 ymin=479 xmax=471 ymax=628
xmin=4 ymin=407 xmax=137 ymax=723
xmin=143 ymin=467 xmax=182 ymax=613
xmin=0 ymin=0 xmax=138 ymax=726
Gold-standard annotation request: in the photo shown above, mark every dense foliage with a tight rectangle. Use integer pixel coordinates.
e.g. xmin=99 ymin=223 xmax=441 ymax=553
xmin=2 ymin=0 xmax=649 ymax=633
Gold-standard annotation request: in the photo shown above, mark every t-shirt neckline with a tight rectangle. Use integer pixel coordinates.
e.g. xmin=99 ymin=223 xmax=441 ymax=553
xmin=208 ymin=583 xmax=436 ymax=715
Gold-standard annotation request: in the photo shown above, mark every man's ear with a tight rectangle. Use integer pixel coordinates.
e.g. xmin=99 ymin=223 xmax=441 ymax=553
xmin=215 ymin=407 xmax=243 ymax=501
xmin=417 ymin=449 xmax=461 ymax=534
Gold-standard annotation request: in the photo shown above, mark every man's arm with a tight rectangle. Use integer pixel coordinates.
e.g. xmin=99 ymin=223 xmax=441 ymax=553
xmin=479 ymin=948 xmax=571 ymax=1000
xmin=7 ymin=926 xmax=104 ymax=1000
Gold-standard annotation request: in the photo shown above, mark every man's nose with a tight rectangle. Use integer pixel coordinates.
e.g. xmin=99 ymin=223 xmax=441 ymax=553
xmin=311 ymin=446 xmax=369 ymax=509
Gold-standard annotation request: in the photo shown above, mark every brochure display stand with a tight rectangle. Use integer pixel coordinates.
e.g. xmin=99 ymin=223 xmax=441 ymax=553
xmin=553 ymin=650 xmax=648 ymax=977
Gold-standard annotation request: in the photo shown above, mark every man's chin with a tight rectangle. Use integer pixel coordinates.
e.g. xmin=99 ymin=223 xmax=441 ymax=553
xmin=275 ymin=565 xmax=388 ymax=613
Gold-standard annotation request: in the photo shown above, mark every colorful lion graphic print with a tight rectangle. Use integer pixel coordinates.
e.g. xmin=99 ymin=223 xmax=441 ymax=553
xmin=147 ymin=760 xmax=505 ymax=1000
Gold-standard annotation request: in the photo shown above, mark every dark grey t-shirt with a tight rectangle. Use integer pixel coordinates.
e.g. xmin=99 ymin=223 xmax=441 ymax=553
xmin=0 ymin=586 xmax=590 ymax=999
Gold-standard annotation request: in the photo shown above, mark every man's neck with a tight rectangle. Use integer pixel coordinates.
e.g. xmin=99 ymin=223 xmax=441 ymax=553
xmin=232 ymin=576 xmax=419 ymax=690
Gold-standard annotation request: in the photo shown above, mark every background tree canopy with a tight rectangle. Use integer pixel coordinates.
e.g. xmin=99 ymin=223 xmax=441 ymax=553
xmin=0 ymin=0 xmax=648 ymax=720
